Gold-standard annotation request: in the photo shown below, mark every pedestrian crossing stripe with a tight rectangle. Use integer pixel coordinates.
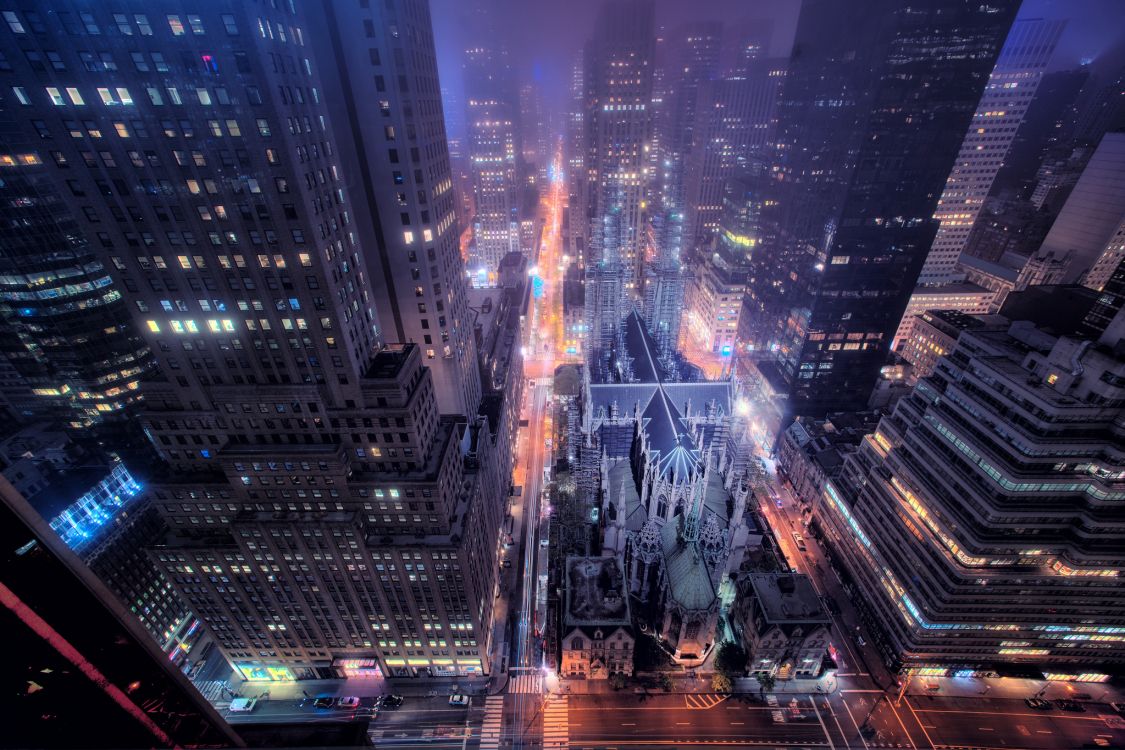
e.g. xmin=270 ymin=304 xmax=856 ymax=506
xmin=479 ymin=695 xmax=505 ymax=750
xmin=685 ymin=692 xmax=728 ymax=710
xmin=543 ymin=696 xmax=567 ymax=749
xmin=508 ymin=673 xmax=543 ymax=693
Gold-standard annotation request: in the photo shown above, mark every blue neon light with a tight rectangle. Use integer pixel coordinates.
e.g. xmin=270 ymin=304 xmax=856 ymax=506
xmin=48 ymin=463 xmax=143 ymax=552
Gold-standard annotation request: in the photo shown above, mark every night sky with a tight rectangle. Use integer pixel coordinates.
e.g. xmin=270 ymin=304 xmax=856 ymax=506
xmin=431 ymin=0 xmax=1125 ymax=141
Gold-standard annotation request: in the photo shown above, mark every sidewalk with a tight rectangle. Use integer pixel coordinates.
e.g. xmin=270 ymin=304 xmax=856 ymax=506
xmin=556 ymin=672 xmax=840 ymax=696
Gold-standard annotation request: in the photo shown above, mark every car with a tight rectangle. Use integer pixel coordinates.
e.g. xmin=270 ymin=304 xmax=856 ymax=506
xmin=792 ymin=532 xmax=807 ymax=551
xmin=381 ymin=695 xmax=404 ymax=709
xmin=337 ymin=696 xmax=360 ymax=709
xmin=313 ymin=697 xmax=335 ymax=709
xmin=228 ymin=697 xmax=257 ymax=713
xmin=1055 ymin=699 xmax=1086 ymax=712
xmin=1025 ymin=698 xmax=1053 ymax=710
xmin=774 ymin=496 xmax=784 ymax=509
xmin=502 ymin=559 xmax=512 ymax=568
xmin=449 ymin=694 xmax=470 ymax=707
xmin=540 ymin=537 xmax=549 ymax=547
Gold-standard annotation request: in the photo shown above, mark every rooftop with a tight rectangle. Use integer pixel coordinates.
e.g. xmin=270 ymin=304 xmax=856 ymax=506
xmin=748 ymin=572 xmax=830 ymax=625
xmin=565 ymin=556 xmax=631 ymax=626
xmin=364 ymin=343 xmax=416 ymax=380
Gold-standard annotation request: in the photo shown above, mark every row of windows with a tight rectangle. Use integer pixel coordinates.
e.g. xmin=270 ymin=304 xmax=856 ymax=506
xmin=3 ymin=9 xmax=238 ymax=38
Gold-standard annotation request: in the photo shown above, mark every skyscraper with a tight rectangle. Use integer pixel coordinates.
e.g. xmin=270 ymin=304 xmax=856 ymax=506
xmin=0 ymin=0 xmax=500 ymax=682
xmin=321 ymin=0 xmax=482 ymax=418
xmin=819 ymin=313 xmax=1125 ymax=672
xmin=0 ymin=149 xmax=153 ymax=430
xmin=744 ymin=0 xmax=1019 ymax=437
xmin=463 ymin=43 xmax=520 ymax=283
xmin=584 ymin=0 xmax=656 ymax=373
xmin=654 ymin=22 xmax=722 ymax=266
xmin=914 ymin=19 xmax=1065 ymax=286
xmin=682 ymin=51 xmax=783 ymax=254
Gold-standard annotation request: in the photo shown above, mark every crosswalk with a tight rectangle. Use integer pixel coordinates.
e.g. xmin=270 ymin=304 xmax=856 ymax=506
xmin=542 ymin=695 xmax=568 ymax=749
xmin=195 ymin=680 xmax=227 ymax=703
xmin=508 ymin=673 xmax=543 ymax=694
xmin=478 ymin=695 xmax=505 ymax=750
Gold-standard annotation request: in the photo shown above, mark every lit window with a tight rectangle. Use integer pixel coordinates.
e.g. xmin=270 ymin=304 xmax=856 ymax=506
xmin=404 ymin=230 xmax=415 ymax=244
xmin=185 ymin=320 xmax=199 ymax=333
xmin=167 ymin=15 xmax=185 ymax=35
xmin=66 ymin=88 xmax=85 ymax=105
xmin=178 ymin=255 xmax=192 ymax=269
xmin=423 ymin=228 xmax=433 ymax=242
xmin=114 ymin=122 xmax=129 ymax=138
xmin=12 ymin=87 xmax=29 ymax=105
xmin=207 ymin=320 xmax=221 ymax=333
xmin=187 ymin=14 xmax=204 ymax=34
xmin=116 ymin=88 xmax=133 ymax=105
xmin=146 ymin=320 xmax=161 ymax=333
xmin=196 ymin=88 xmax=212 ymax=106
xmin=3 ymin=10 xmax=25 ymax=34
xmin=97 ymin=88 xmax=117 ymax=106
xmin=170 ymin=320 xmax=185 ymax=334
xmin=46 ymin=87 xmax=65 ymax=106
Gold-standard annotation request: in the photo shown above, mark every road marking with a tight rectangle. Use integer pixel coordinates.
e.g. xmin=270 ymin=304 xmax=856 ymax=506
xmin=810 ymin=694 xmax=837 ymax=750
xmin=730 ymin=722 xmax=744 ymax=725
xmin=1037 ymin=730 xmax=1053 ymax=734
xmin=621 ymin=723 xmax=635 ymax=727
xmin=978 ymin=726 xmax=994 ymax=731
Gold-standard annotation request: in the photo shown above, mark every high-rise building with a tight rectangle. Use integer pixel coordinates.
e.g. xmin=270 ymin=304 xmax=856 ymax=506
xmin=0 ymin=0 xmax=500 ymax=682
xmin=321 ymin=0 xmax=481 ymax=418
xmin=653 ymin=22 xmax=722 ymax=266
xmin=584 ymin=0 xmax=655 ymax=296
xmin=1028 ymin=131 xmax=1125 ymax=284
xmin=463 ymin=44 xmax=520 ymax=282
xmin=0 ymin=151 xmax=153 ymax=430
xmin=744 ymin=0 xmax=1019 ymax=438
xmin=565 ymin=53 xmax=588 ymax=267
xmin=819 ymin=314 xmax=1125 ymax=673
xmin=683 ymin=174 xmax=762 ymax=357
xmin=893 ymin=20 xmax=1064 ymax=352
xmin=682 ymin=56 xmax=784 ymax=254
xmin=915 ymin=19 xmax=1065 ymax=286
xmin=1 ymin=478 xmax=242 ymax=748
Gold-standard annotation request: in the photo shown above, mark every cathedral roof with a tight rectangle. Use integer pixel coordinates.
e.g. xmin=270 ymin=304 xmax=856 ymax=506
xmin=641 ymin=386 xmax=705 ymax=481
xmin=623 ymin=311 xmax=663 ymax=383
xmin=660 ymin=520 xmax=718 ymax=613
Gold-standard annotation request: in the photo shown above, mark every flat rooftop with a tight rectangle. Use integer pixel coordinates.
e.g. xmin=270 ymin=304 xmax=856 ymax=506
xmin=364 ymin=343 xmax=415 ymax=380
xmin=565 ymin=556 xmax=630 ymax=626
xmin=748 ymin=572 xmax=830 ymax=625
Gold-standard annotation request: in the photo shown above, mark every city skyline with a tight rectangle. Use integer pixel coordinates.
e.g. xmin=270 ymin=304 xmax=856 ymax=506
xmin=0 ymin=0 xmax=1123 ymax=748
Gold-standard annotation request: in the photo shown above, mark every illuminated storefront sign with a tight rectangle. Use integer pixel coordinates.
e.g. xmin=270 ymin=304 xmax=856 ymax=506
xmin=235 ymin=664 xmax=295 ymax=681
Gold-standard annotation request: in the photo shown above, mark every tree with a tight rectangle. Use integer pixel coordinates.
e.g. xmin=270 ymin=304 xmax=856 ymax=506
xmin=610 ymin=672 xmax=626 ymax=691
xmin=758 ymin=672 xmax=776 ymax=694
xmin=659 ymin=673 xmax=673 ymax=692
xmin=714 ymin=641 xmax=749 ymax=679
xmin=711 ymin=673 xmax=732 ymax=694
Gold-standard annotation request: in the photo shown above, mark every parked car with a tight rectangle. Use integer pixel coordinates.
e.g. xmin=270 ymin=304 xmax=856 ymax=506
xmin=448 ymin=694 xmax=470 ymax=707
xmin=228 ymin=698 xmax=257 ymax=713
xmin=1055 ymin=699 xmax=1086 ymax=712
xmin=381 ymin=695 xmax=404 ymax=708
xmin=1110 ymin=702 xmax=1125 ymax=714
xmin=337 ymin=696 xmax=360 ymax=709
xmin=313 ymin=697 xmax=335 ymax=709
xmin=1025 ymin=698 xmax=1053 ymax=710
